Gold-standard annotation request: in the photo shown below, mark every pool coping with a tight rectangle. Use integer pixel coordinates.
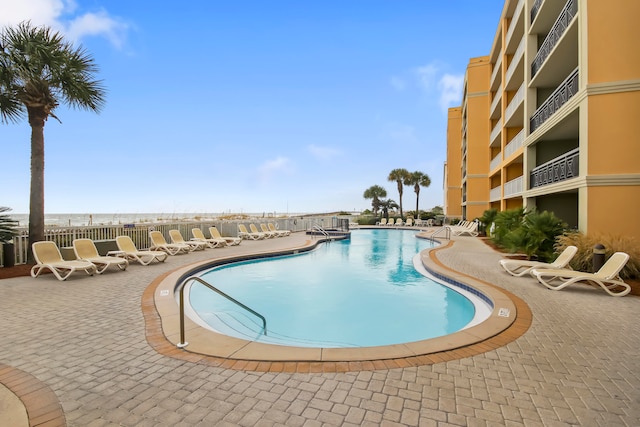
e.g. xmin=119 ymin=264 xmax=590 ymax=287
xmin=143 ymin=235 xmax=532 ymax=372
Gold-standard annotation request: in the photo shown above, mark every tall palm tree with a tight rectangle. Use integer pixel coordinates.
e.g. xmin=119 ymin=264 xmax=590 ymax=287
xmin=387 ymin=168 xmax=409 ymax=218
xmin=406 ymin=171 xmax=431 ymax=216
xmin=1 ymin=22 xmax=106 ymax=261
xmin=363 ymin=185 xmax=387 ymax=216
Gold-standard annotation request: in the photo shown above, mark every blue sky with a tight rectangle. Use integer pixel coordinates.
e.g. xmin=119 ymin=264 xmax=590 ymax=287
xmin=2 ymin=0 xmax=504 ymax=215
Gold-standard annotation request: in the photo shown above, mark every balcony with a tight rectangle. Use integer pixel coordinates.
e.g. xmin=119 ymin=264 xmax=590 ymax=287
xmin=531 ymin=0 xmax=578 ymax=78
xmin=530 ymin=148 xmax=579 ymax=189
xmin=505 ymin=83 xmax=525 ymax=124
xmin=490 ymin=122 xmax=502 ymax=147
xmin=505 ymin=39 xmax=524 ymax=86
xmin=490 ymin=186 xmax=502 ymax=202
xmin=530 ymin=67 xmax=579 ymax=133
xmin=490 ymin=154 xmax=501 ymax=171
xmin=490 ymin=83 xmax=502 ymax=118
xmin=504 ymin=129 xmax=524 ymax=159
xmin=491 ymin=55 xmax=502 ymax=90
xmin=531 ymin=0 xmax=543 ymax=24
xmin=504 ymin=176 xmax=523 ymax=198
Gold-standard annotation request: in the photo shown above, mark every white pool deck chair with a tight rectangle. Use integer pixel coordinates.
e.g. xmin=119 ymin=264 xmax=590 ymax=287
xmin=209 ymin=226 xmax=242 ymax=246
xmin=250 ymin=223 xmax=271 ymax=239
xmin=259 ymin=223 xmax=279 ymax=238
xmin=73 ymin=238 xmax=128 ymax=274
xmin=191 ymin=228 xmax=225 ymax=248
xmin=499 ymin=246 xmax=578 ymax=277
xmin=149 ymin=231 xmax=192 ymax=255
xmin=268 ymin=222 xmax=290 ymax=236
xmin=238 ymin=224 xmax=265 ymax=240
xmin=448 ymin=221 xmax=479 ymax=237
xmin=531 ymin=251 xmax=631 ymax=297
xmin=376 ymin=218 xmax=387 ymax=226
xmin=169 ymin=229 xmax=207 ymax=251
xmin=114 ymin=236 xmax=168 ymax=265
xmin=31 ymin=241 xmax=97 ymax=281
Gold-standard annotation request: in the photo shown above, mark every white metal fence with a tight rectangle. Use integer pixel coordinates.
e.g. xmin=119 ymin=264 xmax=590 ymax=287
xmin=1 ymin=215 xmax=345 ymax=267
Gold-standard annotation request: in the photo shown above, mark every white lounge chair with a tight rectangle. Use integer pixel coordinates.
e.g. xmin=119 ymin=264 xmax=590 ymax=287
xmin=149 ymin=231 xmax=192 ymax=255
xmin=250 ymin=223 xmax=271 ymax=239
xmin=499 ymin=246 xmax=578 ymax=277
xmin=73 ymin=238 xmax=128 ymax=274
xmin=238 ymin=224 xmax=265 ymax=240
xmin=377 ymin=218 xmax=387 ymax=226
xmin=395 ymin=218 xmax=404 ymax=227
xmin=115 ymin=236 xmax=168 ymax=265
xmin=209 ymin=226 xmax=242 ymax=246
xmin=405 ymin=218 xmax=414 ymax=227
xmin=192 ymin=228 xmax=226 ymax=248
xmin=31 ymin=241 xmax=97 ymax=281
xmin=387 ymin=218 xmax=395 ymax=226
xmin=448 ymin=221 xmax=479 ymax=236
xmin=268 ymin=222 xmax=290 ymax=236
xmin=169 ymin=229 xmax=207 ymax=251
xmin=531 ymin=252 xmax=631 ymax=297
xmin=259 ymin=223 xmax=279 ymax=238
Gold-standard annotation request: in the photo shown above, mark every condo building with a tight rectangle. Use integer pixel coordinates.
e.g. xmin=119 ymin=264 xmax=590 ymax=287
xmin=445 ymin=0 xmax=640 ymax=240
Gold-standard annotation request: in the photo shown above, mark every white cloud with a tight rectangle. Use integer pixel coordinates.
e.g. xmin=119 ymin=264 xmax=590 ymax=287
xmin=438 ymin=73 xmax=464 ymax=112
xmin=414 ymin=64 xmax=439 ymax=92
xmin=258 ymin=156 xmax=294 ymax=181
xmin=308 ymin=144 xmax=342 ymax=161
xmin=0 ymin=0 xmax=128 ymax=49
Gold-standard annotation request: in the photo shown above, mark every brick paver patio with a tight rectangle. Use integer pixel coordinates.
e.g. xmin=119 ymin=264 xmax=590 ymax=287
xmin=0 ymin=231 xmax=638 ymax=426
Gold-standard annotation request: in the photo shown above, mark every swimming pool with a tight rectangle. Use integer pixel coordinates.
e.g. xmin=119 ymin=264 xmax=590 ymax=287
xmin=186 ymin=229 xmax=490 ymax=348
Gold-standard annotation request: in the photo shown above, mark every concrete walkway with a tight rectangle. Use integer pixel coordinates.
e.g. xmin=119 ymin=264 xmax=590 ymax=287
xmin=0 ymin=232 xmax=638 ymax=426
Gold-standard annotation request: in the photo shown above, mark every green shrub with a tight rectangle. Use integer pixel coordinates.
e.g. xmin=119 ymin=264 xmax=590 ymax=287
xmin=492 ymin=208 xmax=525 ymax=247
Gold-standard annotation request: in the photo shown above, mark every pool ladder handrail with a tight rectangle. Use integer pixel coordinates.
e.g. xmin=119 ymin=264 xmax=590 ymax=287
xmin=176 ymin=275 xmax=267 ymax=348
xmin=310 ymin=224 xmax=330 ymax=240
xmin=431 ymin=226 xmax=451 ymax=240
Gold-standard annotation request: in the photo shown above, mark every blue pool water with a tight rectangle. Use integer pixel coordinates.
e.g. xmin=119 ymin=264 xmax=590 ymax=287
xmin=188 ymin=229 xmax=477 ymax=348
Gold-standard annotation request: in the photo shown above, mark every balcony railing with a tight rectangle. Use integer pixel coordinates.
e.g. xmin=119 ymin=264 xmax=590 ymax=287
xmin=505 ymin=0 xmax=524 ymax=50
xmin=530 ymin=67 xmax=579 ymax=132
xmin=490 ymin=186 xmax=502 ymax=202
xmin=531 ymin=0 xmax=543 ymax=24
xmin=505 ymin=83 xmax=525 ymax=123
xmin=491 ymin=55 xmax=502 ymax=86
xmin=531 ymin=0 xmax=578 ymax=78
xmin=490 ymin=83 xmax=502 ymax=114
xmin=506 ymin=39 xmax=524 ymax=84
xmin=504 ymin=176 xmax=524 ymax=198
xmin=490 ymin=154 xmax=501 ymax=171
xmin=504 ymin=129 xmax=525 ymax=159
xmin=490 ymin=122 xmax=501 ymax=145
xmin=530 ymin=148 xmax=579 ymax=189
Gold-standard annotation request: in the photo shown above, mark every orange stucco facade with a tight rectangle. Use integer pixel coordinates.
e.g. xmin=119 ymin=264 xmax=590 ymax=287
xmin=444 ymin=0 xmax=640 ymax=241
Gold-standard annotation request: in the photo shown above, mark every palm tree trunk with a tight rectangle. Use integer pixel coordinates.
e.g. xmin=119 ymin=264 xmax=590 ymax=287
xmin=397 ymin=183 xmax=403 ymax=218
xmin=27 ymin=107 xmax=46 ymax=263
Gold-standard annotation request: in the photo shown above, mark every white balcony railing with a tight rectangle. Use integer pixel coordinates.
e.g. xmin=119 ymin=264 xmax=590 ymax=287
xmin=490 ymin=186 xmax=502 ymax=202
xmin=505 ymin=83 xmax=525 ymax=123
xmin=505 ymin=0 xmax=524 ymax=49
xmin=505 ymin=38 xmax=524 ymax=84
xmin=490 ymin=154 xmax=501 ymax=171
xmin=490 ymin=83 xmax=502 ymax=115
xmin=490 ymin=122 xmax=502 ymax=145
xmin=491 ymin=55 xmax=503 ymax=86
xmin=504 ymin=176 xmax=524 ymax=198
xmin=504 ymin=129 xmax=525 ymax=159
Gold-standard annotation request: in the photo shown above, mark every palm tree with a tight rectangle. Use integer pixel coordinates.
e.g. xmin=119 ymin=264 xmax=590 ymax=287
xmin=387 ymin=168 xmax=409 ymax=218
xmin=1 ymin=22 xmax=106 ymax=261
xmin=379 ymin=199 xmax=398 ymax=219
xmin=0 ymin=207 xmax=18 ymax=243
xmin=405 ymin=171 xmax=431 ymax=217
xmin=363 ymin=185 xmax=387 ymax=216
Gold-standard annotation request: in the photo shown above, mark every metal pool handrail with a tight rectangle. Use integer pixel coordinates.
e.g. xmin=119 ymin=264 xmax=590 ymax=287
xmin=176 ymin=275 xmax=267 ymax=348
xmin=310 ymin=224 xmax=330 ymax=239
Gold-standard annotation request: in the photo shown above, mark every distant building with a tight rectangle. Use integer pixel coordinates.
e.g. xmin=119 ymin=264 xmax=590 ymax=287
xmin=444 ymin=0 xmax=640 ymax=240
